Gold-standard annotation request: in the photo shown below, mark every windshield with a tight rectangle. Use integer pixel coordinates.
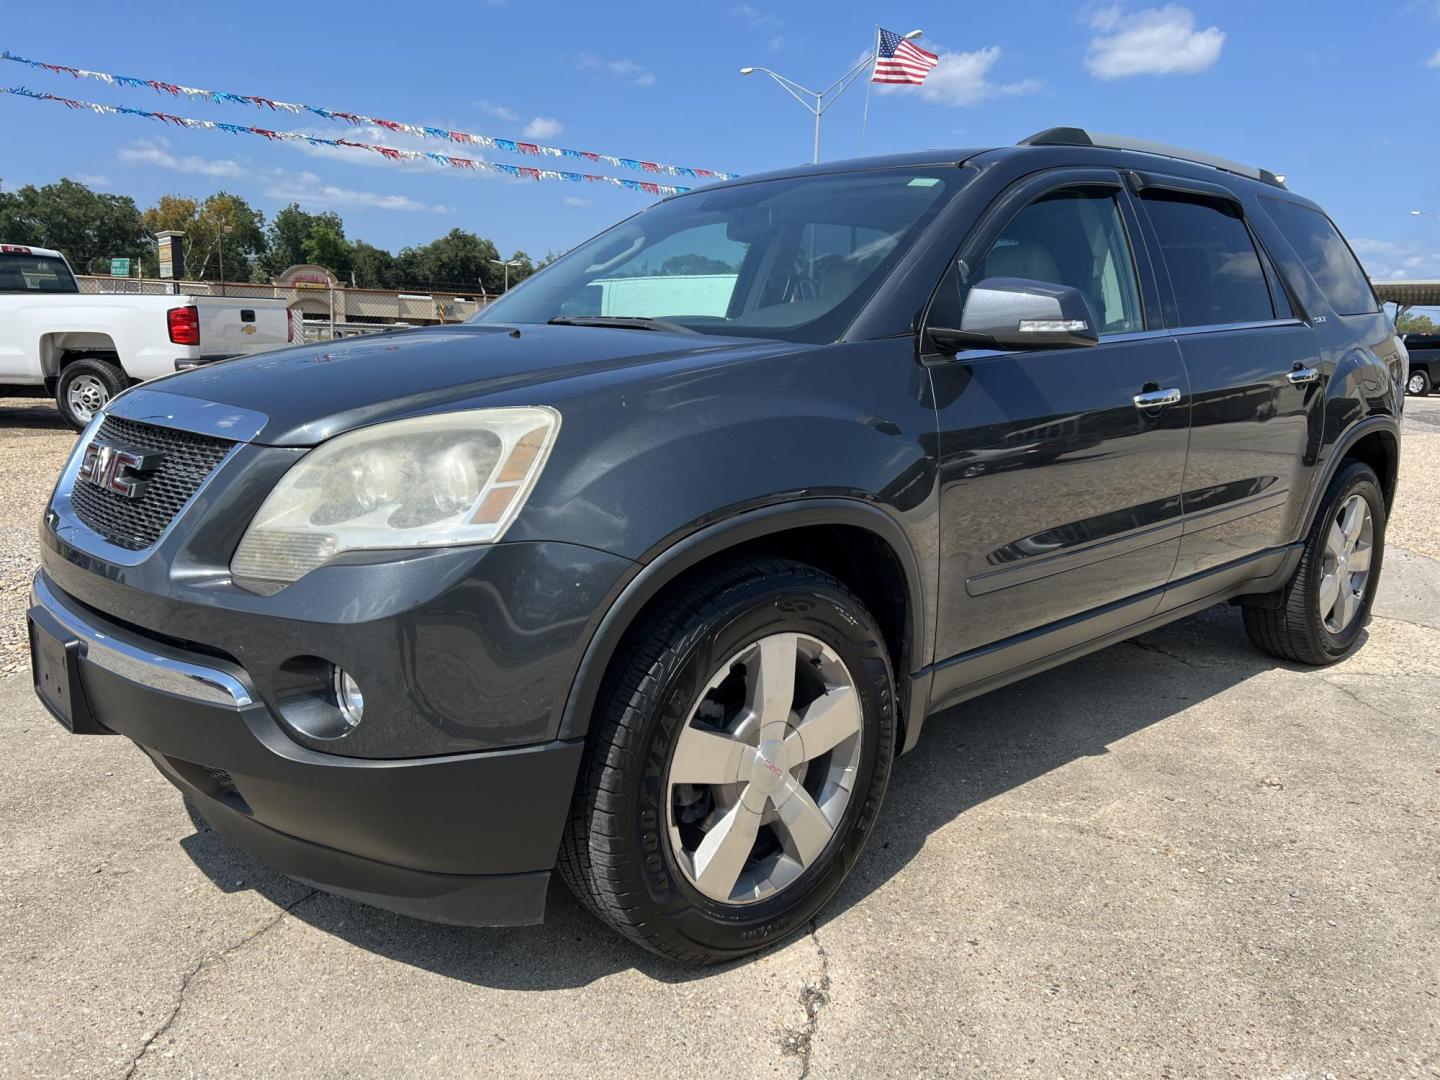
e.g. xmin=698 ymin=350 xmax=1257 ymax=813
xmin=474 ymin=167 xmax=964 ymax=344
xmin=0 ymin=253 xmax=78 ymax=294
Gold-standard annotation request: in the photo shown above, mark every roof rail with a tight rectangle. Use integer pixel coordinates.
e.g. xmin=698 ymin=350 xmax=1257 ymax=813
xmin=1018 ymin=127 xmax=1287 ymax=189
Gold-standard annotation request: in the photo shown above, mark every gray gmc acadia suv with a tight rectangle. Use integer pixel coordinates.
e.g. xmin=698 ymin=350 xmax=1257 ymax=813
xmin=29 ymin=129 xmax=1405 ymax=964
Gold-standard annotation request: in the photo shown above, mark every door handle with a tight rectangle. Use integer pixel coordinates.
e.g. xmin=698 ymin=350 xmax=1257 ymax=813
xmin=1133 ymin=387 xmax=1182 ymax=409
xmin=1287 ymin=366 xmax=1320 ymax=385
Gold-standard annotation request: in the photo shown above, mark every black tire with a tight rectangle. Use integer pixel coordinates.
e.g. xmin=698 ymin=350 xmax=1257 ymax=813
xmin=558 ymin=557 xmax=897 ymax=964
xmin=55 ymin=356 xmax=126 ymax=430
xmin=1243 ymin=461 xmax=1385 ymax=665
xmin=1407 ymin=368 xmax=1431 ymax=397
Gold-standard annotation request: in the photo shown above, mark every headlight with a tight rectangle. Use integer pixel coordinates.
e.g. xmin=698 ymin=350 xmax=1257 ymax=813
xmin=231 ymin=407 xmax=559 ymax=589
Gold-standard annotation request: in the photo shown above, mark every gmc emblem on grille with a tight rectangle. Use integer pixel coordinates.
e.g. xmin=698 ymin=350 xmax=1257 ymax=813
xmin=78 ymin=442 xmax=162 ymax=499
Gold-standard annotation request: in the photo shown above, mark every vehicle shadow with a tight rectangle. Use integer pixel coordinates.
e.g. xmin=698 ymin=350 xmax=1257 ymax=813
xmin=0 ymin=398 xmax=72 ymax=432
xmin=177 ymin=602 xmax=1321 ymax=989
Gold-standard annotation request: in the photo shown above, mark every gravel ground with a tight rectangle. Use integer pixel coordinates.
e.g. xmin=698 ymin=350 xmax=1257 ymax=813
xmin=0 ymin=395 xmax=1436 ymax=1078
xmin=0 ymin=398 xmax=74 ymax=678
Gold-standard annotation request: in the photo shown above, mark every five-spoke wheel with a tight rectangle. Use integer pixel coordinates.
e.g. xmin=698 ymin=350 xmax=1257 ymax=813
xmin=559 ymin=558 xmax=896 ymax=964
xmin=667 ymin=633 xmax=863 ymax=905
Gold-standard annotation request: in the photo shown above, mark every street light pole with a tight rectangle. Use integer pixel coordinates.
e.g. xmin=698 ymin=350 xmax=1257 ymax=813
xmin=741 ymin=29 xmax=923 ymax=164
xmin=490 ymin=257 xmax=521 ymax=292
xmin=1411 ymin=209 xmax=1440 ymax=225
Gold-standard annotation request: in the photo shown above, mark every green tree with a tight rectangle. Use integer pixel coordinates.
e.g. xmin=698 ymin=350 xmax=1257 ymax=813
xmin=263 ymin=204 xmax=347 ymax=277
xmin=303 ymin=223 xmax=353 ymax=281
xmin=141 ymin=192 xmax=266 ymax=281
xmin=350 ymin=240 xmax=399 ymax=289
xmin=0 ymin=178 xmax=146 ymax=272
xmin=396 ymin=228 xmax=501 ymax=290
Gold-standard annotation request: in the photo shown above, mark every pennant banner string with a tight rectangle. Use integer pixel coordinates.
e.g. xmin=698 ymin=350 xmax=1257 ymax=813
xmin=0 ymin=87 xmax=692 ymax=197
xmin=0 ymin=50 xmax=738 ymax=181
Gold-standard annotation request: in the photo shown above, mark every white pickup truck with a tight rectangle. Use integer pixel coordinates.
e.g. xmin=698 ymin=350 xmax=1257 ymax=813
xmin=0 ymin=244 xmax=294 ymax=428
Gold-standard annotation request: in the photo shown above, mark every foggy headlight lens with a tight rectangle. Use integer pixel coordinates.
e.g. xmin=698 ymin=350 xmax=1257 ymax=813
xmin=231 ymin=407 xmax=560 ymax=589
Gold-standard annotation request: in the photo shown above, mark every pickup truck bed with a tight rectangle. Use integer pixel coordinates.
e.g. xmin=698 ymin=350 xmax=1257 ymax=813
xmin=0 ymin=244 xmax=292 ymax=427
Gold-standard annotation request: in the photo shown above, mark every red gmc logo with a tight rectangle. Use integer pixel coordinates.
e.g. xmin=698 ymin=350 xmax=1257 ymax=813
xmin=78 ymin=442 xmax=159 ymax=500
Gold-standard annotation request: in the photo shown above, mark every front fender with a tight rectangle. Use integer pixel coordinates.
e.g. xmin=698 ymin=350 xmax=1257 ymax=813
xmin=553 ymin=497 xmax=932 ymax=749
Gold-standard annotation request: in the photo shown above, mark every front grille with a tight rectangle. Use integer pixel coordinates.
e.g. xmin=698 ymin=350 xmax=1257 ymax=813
xmin=68 ymin=415 xmax=235 ymax=551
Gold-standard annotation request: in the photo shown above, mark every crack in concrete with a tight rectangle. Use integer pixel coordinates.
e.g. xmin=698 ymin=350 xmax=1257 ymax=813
xmin=778 ymin=920 xmax=832 ymax=1078
xmin=1318 ymin=675 xmax=1399 ymax=722
xmin=120 ymin=890 xmax=318 ymax=1079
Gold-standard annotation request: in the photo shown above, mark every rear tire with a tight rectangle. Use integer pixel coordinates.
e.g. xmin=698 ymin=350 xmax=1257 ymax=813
xmin=1243 ymin=461 xmax=1385 ymax=665
xmin=55 ymin=356 xmax=126 ymax=430
xmin=1407 ymin=368 xmax=1431 ymax=397
xmin=559 ymin=557 xmax=896 ymax=964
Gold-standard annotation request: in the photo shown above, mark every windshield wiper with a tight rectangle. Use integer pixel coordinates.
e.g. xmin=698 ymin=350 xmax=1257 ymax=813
xmin=547 ymin=315 xmax=700 ymax=334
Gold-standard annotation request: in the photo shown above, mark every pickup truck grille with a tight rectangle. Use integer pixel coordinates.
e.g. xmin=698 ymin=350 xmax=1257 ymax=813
xmin=69 ymin=416 xmax=235 ymax=551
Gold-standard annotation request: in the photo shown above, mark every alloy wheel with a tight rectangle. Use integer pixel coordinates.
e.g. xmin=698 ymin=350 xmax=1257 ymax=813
xmin=1318 ymin=493 xmax=1374 ymax=634
xmin=666 ymin=632 xmax=863 ymax=905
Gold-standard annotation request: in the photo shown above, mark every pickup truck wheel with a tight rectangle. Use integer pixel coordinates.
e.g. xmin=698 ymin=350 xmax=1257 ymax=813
xmin=558 ymin=557 xmax=896 ymax=964
xmin=56 ymin=357 xmax=126 ymax=430
xmin=1407 ymin=369 xmax=1431 ymax=396
xmin=1243 ymin=461 xmax=1385 ymax=665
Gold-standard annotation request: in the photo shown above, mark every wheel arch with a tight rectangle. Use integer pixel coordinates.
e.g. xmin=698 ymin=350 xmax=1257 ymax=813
xmin=41 ymin=332 xmax=121 ymax=380
xmin=1300 ymin=416 xmax=1400 ymax=532
xmin=555 ymin=498 xmax=929 ymax=753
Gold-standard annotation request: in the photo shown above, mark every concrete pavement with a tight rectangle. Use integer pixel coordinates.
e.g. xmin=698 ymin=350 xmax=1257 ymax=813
xmin=1 ymin=402 xmax=1437 ymax=1078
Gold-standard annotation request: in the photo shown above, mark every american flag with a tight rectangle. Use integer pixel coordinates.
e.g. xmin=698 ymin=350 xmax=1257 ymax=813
xmin=871 ymin=28 xmax=939 ymax=85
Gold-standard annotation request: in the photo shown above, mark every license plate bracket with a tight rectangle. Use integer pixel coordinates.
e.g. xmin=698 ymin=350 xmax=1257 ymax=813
xmin=28 ymin=609 xmax=105 ymax=734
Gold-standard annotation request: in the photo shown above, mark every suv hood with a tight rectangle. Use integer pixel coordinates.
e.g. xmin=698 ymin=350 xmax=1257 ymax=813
xmin=147 ymin=323 xmax=800 ymax=446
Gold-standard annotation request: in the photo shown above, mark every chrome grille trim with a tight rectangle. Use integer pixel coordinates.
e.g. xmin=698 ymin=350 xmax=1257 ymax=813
xmin=69 ymin=416 xmax=234 ymax=551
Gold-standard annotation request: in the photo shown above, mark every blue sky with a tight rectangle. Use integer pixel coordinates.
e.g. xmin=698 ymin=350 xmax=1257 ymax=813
xmin=2 ymin=0 xmax=1439 ymax=280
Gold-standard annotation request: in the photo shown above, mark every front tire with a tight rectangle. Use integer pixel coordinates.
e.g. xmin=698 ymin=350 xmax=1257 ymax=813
xmin=56 ymin=356 xmax=126 ymax=430
xmin=1243 ymin=461 xmax=1385 ymax=665
xmin=1407 ymin=368 xmax=1431 ymax=397
xmin=559 ymin=558 xmax=896 ymax=964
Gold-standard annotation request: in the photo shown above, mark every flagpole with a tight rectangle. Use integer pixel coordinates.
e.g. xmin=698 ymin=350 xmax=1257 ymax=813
xmin=859 ymin=25 xmax=878 ymax=155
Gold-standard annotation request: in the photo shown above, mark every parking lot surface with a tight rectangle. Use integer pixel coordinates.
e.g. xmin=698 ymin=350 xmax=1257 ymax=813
xmin=1 ymin=397 xmax=1437 ymax=1078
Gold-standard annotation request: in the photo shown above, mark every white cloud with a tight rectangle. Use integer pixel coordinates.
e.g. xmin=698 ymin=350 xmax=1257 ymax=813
xmin=115 ymin=140 xmax=456 ymax=215
xmin=730 ymin=4 xmax=779 ymax=26
xmin=579 ymin=54 xmax=656 ymax=86
xmin=767 ymin=35 xmax=786 ymax=52
xmin=1427 ymin=48 xmax=1440 ymax=67
xmin=563 ymin=195 xmax=592 ymax=207
xmin=1350 ymin=236 xmax=1440 ymax=280
xmin=523 ymin=117 xmax=564 ymax=140
xmin=476 ymin=100 xmax=520 ymax=123
xmin=872 ymin=44 xmax=1042 ymax=107
xmin=118 ymin=138 xmax=246 ymax=178
xmin=263 ymin=171 xmax=456 ymax=215
xmin=1085 ymin=5 xmax=1225 ymax=79
xmin=76 ymin=173 xmax=112 ymax=188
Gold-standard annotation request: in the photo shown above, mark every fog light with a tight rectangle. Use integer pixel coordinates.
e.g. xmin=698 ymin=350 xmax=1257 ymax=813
xmin=334 ymin=668 xmax=364 ymax=728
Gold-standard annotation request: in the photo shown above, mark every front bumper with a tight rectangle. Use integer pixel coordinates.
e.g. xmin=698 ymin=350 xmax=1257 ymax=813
xmin=29 ymin=571 xmax=586 ymax=926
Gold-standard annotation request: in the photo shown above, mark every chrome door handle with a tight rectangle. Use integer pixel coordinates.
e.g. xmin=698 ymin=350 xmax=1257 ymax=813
xmin=1133 ymin=387 xmax=1182 ymax=409
xmin=1287 ymin=367 xmax=1320 ymax=385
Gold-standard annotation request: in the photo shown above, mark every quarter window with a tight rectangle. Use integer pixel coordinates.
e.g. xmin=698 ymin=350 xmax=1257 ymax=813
xmin=1142 ymin=192 xmax=1274 ymax=328
xmin=1262 ymin=199 xmax=1378 ymax=316
xmin=968 ymin=188 xmax=1145 ymax=335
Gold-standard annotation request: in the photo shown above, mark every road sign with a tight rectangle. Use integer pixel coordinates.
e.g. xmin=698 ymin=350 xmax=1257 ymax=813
xmin=110 ymin=257 xmax=131 ymax=277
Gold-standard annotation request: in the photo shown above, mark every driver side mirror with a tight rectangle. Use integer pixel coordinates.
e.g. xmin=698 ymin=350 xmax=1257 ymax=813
xmin=929 ymin=277 xmax=1100 ymax=353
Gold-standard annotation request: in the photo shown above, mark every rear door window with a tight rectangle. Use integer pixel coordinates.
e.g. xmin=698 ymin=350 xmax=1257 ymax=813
xmin=1141 ymin=192 xmax=1275 ymax=328
xmin=0 ymin=253 xmax=79 ymax=293
xmin=1262 ymin=199 xmax=1379 ymax=316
